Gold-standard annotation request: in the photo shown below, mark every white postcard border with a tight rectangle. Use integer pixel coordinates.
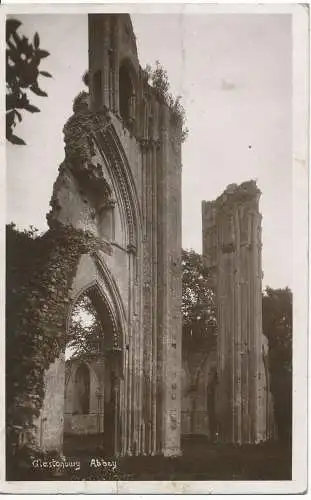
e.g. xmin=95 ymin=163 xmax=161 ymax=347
xmin=0 ymin=1 xmax=309 ymax=495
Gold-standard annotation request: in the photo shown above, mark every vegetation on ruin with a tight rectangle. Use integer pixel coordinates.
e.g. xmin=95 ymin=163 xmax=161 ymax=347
xmin=182 ymin=249 xmax=217 ymax=351
xmin=80 ymin=65 xmax=188 ymax=143
xmin=6 ymin=222 xmax=98 ymax=475
xmin=66 ymin=295 xmax=103 ymax=359
xmin=145 ymin=61 xmax=189 ymax=142
xmin=6 ymin=18 xmax=52 ymax=145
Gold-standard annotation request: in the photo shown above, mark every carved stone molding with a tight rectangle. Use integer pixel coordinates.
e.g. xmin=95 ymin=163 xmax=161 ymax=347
xmin=96 ymin=126 xmax=138 ymax=248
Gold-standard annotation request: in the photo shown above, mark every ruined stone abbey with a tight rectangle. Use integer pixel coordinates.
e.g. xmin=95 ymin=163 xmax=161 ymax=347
xmin=33 ymin=14 xmax=274 ymax=458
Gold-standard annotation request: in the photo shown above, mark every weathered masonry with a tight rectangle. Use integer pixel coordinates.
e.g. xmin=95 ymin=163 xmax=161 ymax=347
xmin=35 ymin=14 xmax=182 ymax=457
xmin=202 ymin=181 xmax=275 ymax=443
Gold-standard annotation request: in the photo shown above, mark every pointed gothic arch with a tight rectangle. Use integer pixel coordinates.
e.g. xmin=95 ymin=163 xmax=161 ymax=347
xmin=64 ymin=274 xmax=125 ymax=454
xmin=67 ymin=275 xmax=126 ymax=358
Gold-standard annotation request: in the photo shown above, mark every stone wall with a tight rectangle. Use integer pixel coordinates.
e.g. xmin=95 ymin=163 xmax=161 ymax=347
xmin=34 ymin=355 xmax=65 ymax=453
xmin=64 ymin=358 xmax=104 ymax=436
xmin=181 ymin=349 xmax=216 ymax=438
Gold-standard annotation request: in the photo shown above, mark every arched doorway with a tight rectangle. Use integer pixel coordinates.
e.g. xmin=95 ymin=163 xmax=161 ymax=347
xmin=64 ymin=287 xmax=122 ymax=457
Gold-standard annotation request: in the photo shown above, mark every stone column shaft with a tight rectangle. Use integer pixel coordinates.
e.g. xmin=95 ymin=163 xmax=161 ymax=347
xmin=202 ymin=181 xmax=272 ymax=444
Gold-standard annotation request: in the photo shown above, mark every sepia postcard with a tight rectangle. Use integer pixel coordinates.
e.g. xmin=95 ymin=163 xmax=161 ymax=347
xmin=1 ymin=1 xmax=309 ymax=495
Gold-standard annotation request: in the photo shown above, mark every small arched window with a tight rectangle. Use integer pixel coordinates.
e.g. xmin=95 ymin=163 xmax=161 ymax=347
xmin=119 ymin=63 xmax=134 ymax=122
xmin=74 ymin=363 xmax=90 ymax=415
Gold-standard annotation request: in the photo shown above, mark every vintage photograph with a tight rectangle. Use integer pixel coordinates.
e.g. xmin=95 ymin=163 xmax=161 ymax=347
xmin=3 ymin=3 xmax=308 ymax=494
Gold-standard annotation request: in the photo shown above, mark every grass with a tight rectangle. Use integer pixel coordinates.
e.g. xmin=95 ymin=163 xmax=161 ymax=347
xmin=7 ymin=434 xmax=291 ymax=481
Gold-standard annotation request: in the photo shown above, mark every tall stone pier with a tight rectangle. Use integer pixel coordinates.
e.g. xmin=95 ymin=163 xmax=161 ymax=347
xmin=202 ymin=181 xmax=274 ymax=443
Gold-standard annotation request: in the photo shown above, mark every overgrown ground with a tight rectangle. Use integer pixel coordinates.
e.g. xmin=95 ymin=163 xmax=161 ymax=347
xmin=8 ymin=435 xmax=291 ymax=481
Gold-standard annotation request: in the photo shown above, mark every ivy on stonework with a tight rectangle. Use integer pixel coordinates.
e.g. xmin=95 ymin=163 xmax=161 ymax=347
xmin=6 ymin=221 xmax=98 ymax=469
xmin=144 ymin=60 xmax=189 ymax=143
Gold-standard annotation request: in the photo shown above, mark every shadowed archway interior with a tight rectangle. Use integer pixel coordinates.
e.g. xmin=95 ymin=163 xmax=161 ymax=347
xmin=64 ymin=286 xmax=122 ymax=456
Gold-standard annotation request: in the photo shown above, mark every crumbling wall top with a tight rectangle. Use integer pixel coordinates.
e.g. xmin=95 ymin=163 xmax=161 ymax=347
xmin=203 ymin=180 xmax=261 ymax=212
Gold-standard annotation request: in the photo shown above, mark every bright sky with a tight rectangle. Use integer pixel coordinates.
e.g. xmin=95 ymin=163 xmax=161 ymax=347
xmin=6 ymin=12 xmax=292 ymax=289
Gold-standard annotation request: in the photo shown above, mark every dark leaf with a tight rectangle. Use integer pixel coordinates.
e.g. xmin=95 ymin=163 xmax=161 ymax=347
xmin=11 ymin=30 xmax=23 ymax=49
xmin=37 ymin=49 xmax=50 ymax=59
xmin=9 ymin=134 xmax=26 ymax=146
xmin=29 ymin=83 xmax=47 ymax=97
xmin=39 ymin=70 xmax=52 ymax=78
xmin=6 ymin=19 xmax=22 ymax=42
xmin=6 ymin=110 xmax=15 ymax=129
xmin=6 ymin=41 xmax=20 ymax=64
xmin=20 ymin=35 xmax=31 ymax=53
xmin=34 ymin=32 xmax=40 ymax=49
xmin=24 ymin=103 xmax=40 ymax=113
xmin=15 ymin=110 xmax=22 ymax=122
xmin=6 ymin=93 xmax=18 ymax=111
